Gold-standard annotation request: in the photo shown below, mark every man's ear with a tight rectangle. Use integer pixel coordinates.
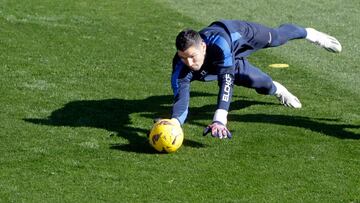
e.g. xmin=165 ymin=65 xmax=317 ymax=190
xmin=201 ymin=41 xmax=206 ymax=53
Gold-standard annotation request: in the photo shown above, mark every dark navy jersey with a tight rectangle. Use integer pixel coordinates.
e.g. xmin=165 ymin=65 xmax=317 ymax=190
xmin=171 ymin=20 xmax=272 ymax=124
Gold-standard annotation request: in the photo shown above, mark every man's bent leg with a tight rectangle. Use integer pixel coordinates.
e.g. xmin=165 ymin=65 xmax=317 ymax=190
xmin=235 ymin=60 xmax=302 ymax=108
xmin=234 ymin=60 xmax=276 ymax=95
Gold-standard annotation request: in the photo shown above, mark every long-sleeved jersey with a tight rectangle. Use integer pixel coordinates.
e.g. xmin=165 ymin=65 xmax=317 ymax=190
xmin=171 ymin=20 xmax=273 ymax=125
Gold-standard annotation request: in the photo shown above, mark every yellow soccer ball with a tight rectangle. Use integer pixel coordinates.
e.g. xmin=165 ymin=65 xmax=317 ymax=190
xmin=149 ymin=119 xmax=184 ymax=153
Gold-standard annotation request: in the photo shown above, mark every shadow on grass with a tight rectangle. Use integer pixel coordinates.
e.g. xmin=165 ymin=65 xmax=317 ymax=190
xmin=187 ymin=103 xmax=360 ymax=140
xmin=23 ymin=92 xmax=216 ymax=154
xmin=229 ymin=114 xmax=360 ymax=139
xmin=23 ymin=91 xmax=360 ymax=154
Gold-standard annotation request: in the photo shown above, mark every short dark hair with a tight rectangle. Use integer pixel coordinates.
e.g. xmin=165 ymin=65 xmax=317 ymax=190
xmin=175 ymin=29 xmax=203 ymax=51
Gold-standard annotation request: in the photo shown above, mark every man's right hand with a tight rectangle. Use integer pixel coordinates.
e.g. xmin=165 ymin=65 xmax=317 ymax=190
xmin=203 ymin=121 xmax=232 ymax=139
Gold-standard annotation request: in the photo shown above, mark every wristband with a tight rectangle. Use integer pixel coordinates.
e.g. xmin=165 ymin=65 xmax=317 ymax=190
xmin=212 ymin=109 xmax=228 ymax=125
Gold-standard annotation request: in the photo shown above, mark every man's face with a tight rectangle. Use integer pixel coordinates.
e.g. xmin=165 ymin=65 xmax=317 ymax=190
xmin=177 ymin=42 xmax=206 ymax=71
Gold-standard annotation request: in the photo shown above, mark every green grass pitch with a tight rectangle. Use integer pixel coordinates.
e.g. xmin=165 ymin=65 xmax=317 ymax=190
xmin=0 ymin=0 xmax=359 ymax=202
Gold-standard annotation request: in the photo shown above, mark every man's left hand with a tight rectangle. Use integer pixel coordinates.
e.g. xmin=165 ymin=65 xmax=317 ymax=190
xmin=203 ymin=121 xmax=232 ymax=139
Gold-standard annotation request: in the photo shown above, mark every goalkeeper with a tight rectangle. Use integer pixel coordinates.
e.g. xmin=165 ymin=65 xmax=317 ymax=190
xmin=167 ymin=20 xmax=341 ymax=139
